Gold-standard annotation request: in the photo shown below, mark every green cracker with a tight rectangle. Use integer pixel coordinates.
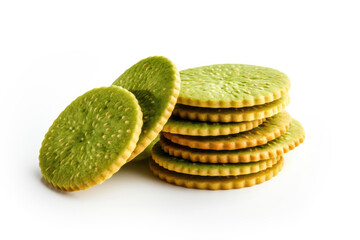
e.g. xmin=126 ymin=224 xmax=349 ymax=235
xmin=39 ymin=86 xmax=143 ymax=191
xmin=160 ymin=118 xmax=305 ymax=163
xmin=173 ymin=94 xmax=290 ymax=122
xmin=113 ymin=56 xmax=180 ymax=161
xmin=178 ymin=64 xmax=290 ymax=108
xmin=152 ymin=142 xmax=281 ymax=176
xmin=162 ymin=116 xmax=265 ymax=136
xmin=162 ymin=111 xmax=292 ymax=150
xmin=149 ymin=157 xmax=284 ymax=190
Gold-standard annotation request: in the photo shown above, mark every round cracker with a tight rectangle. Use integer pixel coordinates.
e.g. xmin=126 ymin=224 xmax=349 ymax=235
xmin=162 ymin=111 xmax=292 ymax=150
xmin=173 ymin=94 xmax=289 ymax=122
xmin=162 ymin=117 xmax=264 ymax=136
xmin=149 ymin=157 xmax=284 ymax=190
xmin=178 ymin=64 xmax=290 ymax=108
xmin=39 ymin=86 xmax=143 ymax=191
xmin=152 ymin=142 xmax=281 ymax=176
xmin=112 ymin=56 xmax=180 ymax=161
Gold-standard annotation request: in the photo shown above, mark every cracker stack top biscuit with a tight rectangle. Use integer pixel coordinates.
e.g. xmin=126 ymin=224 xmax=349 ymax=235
xmin=178 ymin=64 xmax=290 ymax=108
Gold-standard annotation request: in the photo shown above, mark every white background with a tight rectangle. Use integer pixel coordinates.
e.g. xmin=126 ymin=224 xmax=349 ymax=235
xmin=1 ymin=0 xmax=359 ymax=239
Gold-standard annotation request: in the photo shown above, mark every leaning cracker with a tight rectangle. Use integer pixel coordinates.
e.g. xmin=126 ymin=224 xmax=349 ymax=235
xmin=162 ymin=111 xmax=291 ymax=150
xmin=149 ymin=157 xmax=284 ymax=190
xmin=112 ymin=56 xmax=180 ymax=161
xmin=160 ymin=118 xmax=304 ymax=163
xmin=162 ymin=116 xmax=264 ymax=136
xmin=152 ymin=142 xmax=281 ymax=176
xmin=173 ymin=94 xmax=289 ymax=122
xmin=39 ymin=86 xmax=143 ymax=191
xmin=178 ymin=64 xmax=290 ymax=108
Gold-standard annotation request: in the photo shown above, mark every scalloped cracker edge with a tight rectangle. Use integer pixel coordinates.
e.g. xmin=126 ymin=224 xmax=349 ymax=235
xmin=149 ymin=157 xmax=284 ymax=190
xmin=162 ymin=118 xmax=265 ymax=136
xmin=128 ymin=78 xmax=180 ymax=161
xmin=162 ymin=111 xmax=292 ymax=150
xmin=177 ymin=88 xmax=289 ymax=108
xmin=173 ymin=94 xmax=290 ymax=122
xmin=152 ymin=142 xmax=281 ymax=176
xmin=127 ymin=60 xmax=181 ymax=161
xmin=160 ymin=118 xmax=305 ymax=163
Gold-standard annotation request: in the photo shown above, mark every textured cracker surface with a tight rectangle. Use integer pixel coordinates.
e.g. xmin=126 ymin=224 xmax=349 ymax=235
xmin=160 ymin=118 xmax=304 ymax=163
xmin=173 ymin=94 xmax=289 ymax=122
xmin=178 ymin=64 xmax=290 ymax=108
xmin=39 ymin=86 xmax=143 ymax=191
xmin=112 ymin=56 xmax=180 ymax=161
xmin=162 ymin=111 xmax=291 ymax=150
xmin=149 ymin=157 xmax=284 ymax=190
xmin=152 ymin=142 xmax=280 ymax=176
xmin=163 ymin=116 xmax=264 ymax=136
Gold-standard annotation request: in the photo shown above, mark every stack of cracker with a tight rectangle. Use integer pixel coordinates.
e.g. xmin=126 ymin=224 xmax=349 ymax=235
xmin=149 ymin=64 xmax=305 ymax=190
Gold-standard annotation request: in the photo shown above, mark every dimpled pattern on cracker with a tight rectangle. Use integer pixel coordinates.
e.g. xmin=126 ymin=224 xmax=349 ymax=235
xmin=160 ymin=118 xmax=304 ymax=163
xmin=112 ymin=56 xmax=180 ymax=161
xmin=178 ymin=64 xmax=290 ymax=108
xmin=39 ymin=86 xmax=143 ymax=191
xmin=162 ymin=116 xmax=264 ymax=136
xmin=152 ymin=142 xmax=281 ymax=176
xmin=162 ymin=111 xmax=292 ymax=150
xmin=149 ymin=157 xmax=284 ymax=190
xmin=173 ymin=94 xmax=290 ymax=122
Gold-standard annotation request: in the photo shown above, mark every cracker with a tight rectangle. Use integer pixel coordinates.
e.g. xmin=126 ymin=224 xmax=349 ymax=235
xmin=39 ymin=86 xmax=143 ymax=191
xmin=173 ymin=94 xmax=289 ymax=122
xmin=160 ymin=118 xmax=304 ymax=163
xmin=112 ymin=56 xmax=180 ymax=161
xmin=162 ymin=116 xmax=265 ymax=136
xmin=162 ymin=111 xmax=291 ymax=150
xmin=178 ymin=64 xmax=290 ymax=108
xmin=152 ymin=142 xmax=281 ymax=176
xmin=149 ymin=157 xmax=284 ymax=190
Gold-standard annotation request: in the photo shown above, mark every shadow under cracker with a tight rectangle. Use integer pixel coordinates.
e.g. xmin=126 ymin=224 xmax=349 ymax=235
xmin=114 ymin=157 xmax=155 ymax=180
